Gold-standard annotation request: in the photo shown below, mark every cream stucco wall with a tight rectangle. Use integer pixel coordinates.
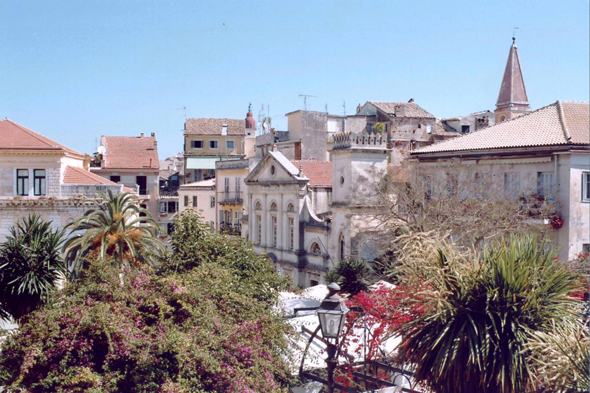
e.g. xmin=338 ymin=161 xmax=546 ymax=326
xmin=178 ymin=186 xmax=217 ymax=230
xmin=185 ymin=135 xmax=244 ymax=156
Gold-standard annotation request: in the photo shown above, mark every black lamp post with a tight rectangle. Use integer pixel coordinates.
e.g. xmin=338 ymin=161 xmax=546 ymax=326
xmin=317 ymin=282 xmax=349 ymax=393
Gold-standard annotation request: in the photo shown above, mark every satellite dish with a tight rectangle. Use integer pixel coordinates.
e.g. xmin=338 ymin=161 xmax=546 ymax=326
xmin=96 ymin=146 xmax=106 ymax=155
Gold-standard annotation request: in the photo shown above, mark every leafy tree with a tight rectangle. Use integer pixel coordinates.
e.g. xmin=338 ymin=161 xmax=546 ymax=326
xmin=0 ymin=210 xmax=294 ymax=392
xmin=0 ymin=215 xmax=66 ymax=322
xmin=395 ymin=235 xmax=584 ymax=393
xmin=63 ymin=190 xmax=165 ymax=277
xmin=325 ymin=259 xmax=373 ymax=296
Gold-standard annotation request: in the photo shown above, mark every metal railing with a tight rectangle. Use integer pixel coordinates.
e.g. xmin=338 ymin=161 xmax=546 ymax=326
xmin=219 ymin=191 xmax=243 ymax=204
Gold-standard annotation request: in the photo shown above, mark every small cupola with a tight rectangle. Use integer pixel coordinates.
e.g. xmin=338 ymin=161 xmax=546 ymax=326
xmin=245 ymin=102 xmax=256 ymax=130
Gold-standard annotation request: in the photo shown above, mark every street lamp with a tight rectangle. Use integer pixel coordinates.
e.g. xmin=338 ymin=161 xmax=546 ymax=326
xmin=317 ymin=282 xmax=349 ymax=393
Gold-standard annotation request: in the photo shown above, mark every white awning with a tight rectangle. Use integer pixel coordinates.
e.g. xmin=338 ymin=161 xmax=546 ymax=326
xmin=186 ymin=157 xmax=220 ymax=170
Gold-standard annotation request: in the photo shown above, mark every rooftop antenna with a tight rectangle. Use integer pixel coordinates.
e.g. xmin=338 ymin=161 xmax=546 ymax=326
xmin=325 ymin=104 xmax=328 ymax=113
xmin=299 ymin=94 xmax=316 ymax=111
xmin=343 ymin=101 xmax=346 ymax=117
xmin=177 ymin=106 xmax=187 ymax=121
xmin=512 ymin=26 xmax=518 ymax=44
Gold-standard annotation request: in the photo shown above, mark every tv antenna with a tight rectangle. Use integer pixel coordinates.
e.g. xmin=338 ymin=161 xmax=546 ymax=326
xmin=299 ymin=94 xmax=316 ymax=111
xmin=177 ymin=106 xmax=187 ymax=121
xmin=343 ymin=101 xmax=346 ymax=117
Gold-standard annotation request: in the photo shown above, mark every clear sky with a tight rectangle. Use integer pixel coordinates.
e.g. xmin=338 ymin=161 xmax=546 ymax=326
xmin=1 ymin=0 xmax=588 ymax=159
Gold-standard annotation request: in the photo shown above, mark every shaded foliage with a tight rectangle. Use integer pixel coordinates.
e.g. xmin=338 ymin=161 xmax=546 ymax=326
xmin=325 ymin=259 xmax=373 ymax=296
xmin=0 ymin=215 xmax=66 ymax=322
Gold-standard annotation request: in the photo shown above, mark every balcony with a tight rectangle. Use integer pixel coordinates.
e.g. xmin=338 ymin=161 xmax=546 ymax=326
xmin=219 ymin=191 xmax=243 ymax=205
xmin=219 ymin=222 xmax=241 ymax=236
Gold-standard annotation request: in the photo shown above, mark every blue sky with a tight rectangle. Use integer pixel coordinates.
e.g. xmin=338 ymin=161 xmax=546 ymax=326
xmin=1 ymin=0 xmax=588 ymax=159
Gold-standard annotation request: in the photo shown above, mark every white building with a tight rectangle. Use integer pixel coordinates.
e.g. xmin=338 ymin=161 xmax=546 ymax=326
xmin=178 ymin=178 xmax=217 ymax=232
xmin=0 ymin=119 xmax=125 ymax=241
xmin=411 ymin=100 xmax=589 ymax=261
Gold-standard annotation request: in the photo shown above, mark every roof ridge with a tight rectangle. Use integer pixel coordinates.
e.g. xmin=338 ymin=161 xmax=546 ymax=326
xmin=556 ymin=100 xmax=572 ymax=142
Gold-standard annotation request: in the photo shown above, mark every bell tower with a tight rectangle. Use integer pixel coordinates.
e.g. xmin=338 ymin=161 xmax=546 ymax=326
xmin=495 ymin=38 xmax=531 ymax=123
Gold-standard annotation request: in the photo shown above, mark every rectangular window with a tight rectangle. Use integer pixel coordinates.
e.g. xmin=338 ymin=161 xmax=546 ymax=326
xmin=289 ymin=217 xmax=294 ymax=251
xmin=583 ymin=172 xmax=590 ymax=202
xmin=235 ymin=211 xmax=241 ymax=225
xmin=159 ymin=202 xmax=168 ymax=214
xmin=191 ymin=140 xmax=203 ymax=149
xmin=504 ymin=173 xmax=521 ymax=197
xmin=136 ymin=176 xmax=147 ymax=196
xmin=34 ymin=169 xmax=46 ymax=196
xmin=209 ymin=140 xmax=218 ymax=149
xmin=193 ymin=196 xmax=197 ymax=207
xmin=184 ymin=195 xmax=189 ymax=207
xmin=168 ymin=201 xmax=177 ymax=214
xmin=226 ymin=140 xmax=235 ymax=150
xmin=272 ymin=216 xmax=277 ymax=248
xmin=537 ymin=172 xmax=555 ymax=199
xmin=110 ymin=175 xmax=121 ymax=183
xmin=461 ymin=125 xmax=470 ymax=133
xmin=140 ymin=203 xmax=147 ymax=217
xmin=256 ymin=215 xmax=262 ymax=244
xmin=16 ymin=169 xmax=29 ymax=196
xmin=210 ymin=196 xmax=215 ymax=207
xmin=224 ymin=177 xmax=230 ymax=193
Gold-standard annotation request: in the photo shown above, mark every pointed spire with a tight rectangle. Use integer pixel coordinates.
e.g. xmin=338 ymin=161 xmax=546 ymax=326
xmin=496 ymin=42 xmax=529 ymax=108
xmin=495 ymin=40 xmax=531 ymax=122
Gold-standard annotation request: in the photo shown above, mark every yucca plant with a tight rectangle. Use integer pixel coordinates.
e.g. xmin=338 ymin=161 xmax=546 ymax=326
xmin=328 ymin=258 xmax=373 ymax=296
xmin=397 ymin=235 xmax=584 ymax=393
xmin=63 ymin=190 xmax=165 ymax=277
xmin=0 ymin=214 xmax=66 ymax=322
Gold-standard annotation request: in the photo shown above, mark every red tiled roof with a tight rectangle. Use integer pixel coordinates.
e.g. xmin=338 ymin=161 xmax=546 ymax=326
xmin=413 ymin=101 xmax=589 ymax=155
xmin=184 ymin=118 xmax=245 ymax=136
xmin=63 ymin=166 xmax=117 ymax=185
xmin=291 ymin=161 xmax=333 ymax=187
xmin=102 ymin=136 xmax=159 ymax=170
xmin=0 ymin=119 xmax=83 ymax=156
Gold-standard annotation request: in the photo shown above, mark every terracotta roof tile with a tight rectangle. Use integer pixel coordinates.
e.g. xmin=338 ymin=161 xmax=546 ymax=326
xmin=184 ymin=118 xmax=245 ymax=136
xmin=368 ymin=102 xmax=435 ymax=119
xmin=412 ymin=101 xmax=589 ymax=155
xmin=63 ymin=166 xmax=117 ymax=185
xmin=291 ymin=161 xmax=333 ymax=187
xmin=0 ymin=119 xmax=82 ymax=156
xmin=102 ymin=136 xmax=159 ymax=170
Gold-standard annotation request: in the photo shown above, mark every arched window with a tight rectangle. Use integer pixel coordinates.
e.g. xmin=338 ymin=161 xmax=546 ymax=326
xmin=339 ymin=233 xmax=345 ymax=262
xmin=270 ymin=202 xmax=277 ymax=211
xmin=287 ymin=203 xmax=295 ymax=212
xmin=255 ymin=201 xmax=262 ymax=210
xmin=310 ymin=242 xmax=321 ymax=254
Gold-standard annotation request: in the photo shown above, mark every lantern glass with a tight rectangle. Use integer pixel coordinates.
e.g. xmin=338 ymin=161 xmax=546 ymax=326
xmin=318 ymin=310 xmax=344 ymax=339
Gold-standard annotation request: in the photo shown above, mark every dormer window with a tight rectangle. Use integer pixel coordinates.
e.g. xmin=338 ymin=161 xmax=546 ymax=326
xmin=222 ymin=124 xmax=228 ymax=136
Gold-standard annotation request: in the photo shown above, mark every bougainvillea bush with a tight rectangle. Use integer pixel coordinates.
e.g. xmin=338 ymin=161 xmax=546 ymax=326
xmin=0 ymin=210 xmax=294 ymax=392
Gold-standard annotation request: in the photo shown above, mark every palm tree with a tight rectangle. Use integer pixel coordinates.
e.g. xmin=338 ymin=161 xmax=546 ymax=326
xmin=63 ymin=190 xmax=165 ymax=277
xmin=0 ymin=215 xmax=66 ymax=322
xmin=326 ymin=258 xmax=373 ymax=295
xmin=397 ymin=235 xmax=583 ymax=393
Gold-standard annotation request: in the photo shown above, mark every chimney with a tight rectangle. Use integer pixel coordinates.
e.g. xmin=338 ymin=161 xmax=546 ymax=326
xmin=140 ymin=132 xmax=144 ymax=137
xmin=151 ymin=132 xmax=155 ymax=137
xmin=395 ymin=105 xmax=406 ymax=117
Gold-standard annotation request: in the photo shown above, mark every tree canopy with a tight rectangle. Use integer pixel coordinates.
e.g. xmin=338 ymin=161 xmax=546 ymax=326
xmin=0 ymin=210 xmax=294 ymax=392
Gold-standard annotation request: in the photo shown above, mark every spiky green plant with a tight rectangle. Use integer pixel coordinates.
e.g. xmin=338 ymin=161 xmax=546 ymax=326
xmin=397 ymin=235 xmax=583 ymax=393
xmin=0 ymin=214 xmax=66 ymax=322
xmin=329 ymin=258 xmax=373 ymax=296
xmin=63 ymin=190 xmax=165 ymax=277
